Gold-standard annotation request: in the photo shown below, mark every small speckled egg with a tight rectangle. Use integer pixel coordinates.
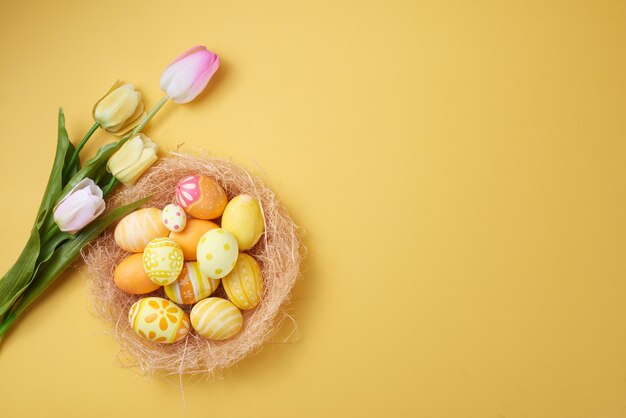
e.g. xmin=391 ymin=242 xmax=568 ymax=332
xmin=143 ymin=237 xmax=184 ymax=285
xmin=114 ymin=208 xmax=170 ymax=252
xmin=190 ymin=297 xmax=243 ymax=340
xmin=164 ymin=261 xmax=220 ymax=305
xmin=221 ymin=194 xmax=265 ymax=250
xmin=161 ymin=204 xmax=187 ymax=232
xmin=196 ymin=228 xmax=239 ymax=279
xmin=128 ymin=297 xmax=190 ymax=343
xmin=175 ymin=175 xmax=228 ymax=220
xmin=114 ymin=253 xmax=161 ymax=295
xmin=222 ymin=254 xmax=263 ymax=310
xmin=169 ymin=219 xmax=219 ymax=260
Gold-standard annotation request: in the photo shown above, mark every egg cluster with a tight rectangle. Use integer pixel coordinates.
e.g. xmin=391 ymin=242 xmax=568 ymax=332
xmin=113 ymin=174 xmax=265 ymax=344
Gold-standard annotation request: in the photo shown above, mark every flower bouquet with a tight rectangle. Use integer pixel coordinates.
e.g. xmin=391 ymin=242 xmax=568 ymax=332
xmin=0 ymin=46 xmax=302 ymax=375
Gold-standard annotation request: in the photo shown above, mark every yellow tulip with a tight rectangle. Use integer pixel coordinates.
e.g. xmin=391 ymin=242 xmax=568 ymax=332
xmin=93 ymin=81 xmax=145 ymax=135
xmin=107 ymin=134 xmax=159 ymax=186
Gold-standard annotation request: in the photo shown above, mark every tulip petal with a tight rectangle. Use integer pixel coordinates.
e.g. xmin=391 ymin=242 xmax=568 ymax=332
xmin=107 ymin=136 xmax=143 ymax=175
xmin=160 ymin=47 xmax=219 ymax=104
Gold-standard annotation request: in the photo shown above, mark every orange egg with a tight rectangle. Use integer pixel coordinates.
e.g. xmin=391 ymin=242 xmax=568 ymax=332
xmin=169 ymin=219 xmax=219 ymax=260
xmin=114 ymin=253 xmax=161 ymax=294
xmin=175 ymin=175 xmax=228 ymax=220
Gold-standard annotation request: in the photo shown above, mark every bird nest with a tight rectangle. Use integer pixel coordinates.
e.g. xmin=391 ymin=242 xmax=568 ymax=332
xmin=82 ymin=151 xmax=303 ymax=376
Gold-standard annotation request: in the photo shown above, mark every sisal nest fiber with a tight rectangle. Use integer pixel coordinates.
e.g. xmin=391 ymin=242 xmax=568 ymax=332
xmin=82 ymin=151 xmax=303 ymax=376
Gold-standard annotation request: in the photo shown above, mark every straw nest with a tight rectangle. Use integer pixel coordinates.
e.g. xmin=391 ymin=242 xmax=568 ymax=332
xmin=82 ymin=151 xmax=303 ymax=376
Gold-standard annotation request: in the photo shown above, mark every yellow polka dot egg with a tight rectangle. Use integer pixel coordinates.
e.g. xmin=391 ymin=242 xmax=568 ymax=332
xmin=196 ymin=228 xmax=238 ymax=279
xmin=143 ymin=237 xmax=184 ymax=285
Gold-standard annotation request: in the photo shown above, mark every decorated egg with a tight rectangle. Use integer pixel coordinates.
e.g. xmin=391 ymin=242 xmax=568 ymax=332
xmin=169 ymin=219 xmax=219 ymax=260
xmin=175 ymin=175 xmax=228 ymax=220
xmin=114 ymin=253 xmax=161 ymax=295
xmin=161 ymin=204 xmax=187 ymax=232
xmin=222 ymin=254 xmax=263 ymax=310
xmin=114 ymin=208 xmax=170 ymax=252
xmin=128 ymin=297 xmax=190 ymax=343
xmin=143 ymin=237 xmax=184 ymax=285
xmin=221 ymin=194 xmax=265 ymax=250
xmin=190 ymin=297 xmax=243 ymax=340
xmin=164 ymin=262 xmax=220 ymax=304
xmin=196 ymin=228 xmax=239 ymax=279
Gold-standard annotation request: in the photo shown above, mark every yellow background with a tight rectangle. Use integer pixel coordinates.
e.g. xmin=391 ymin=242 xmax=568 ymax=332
xmin=0 ymin=1 xmax=625 ymax=417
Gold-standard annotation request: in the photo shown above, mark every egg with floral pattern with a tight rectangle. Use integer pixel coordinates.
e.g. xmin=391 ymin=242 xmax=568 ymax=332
xmin=175 ymin=175 xmax=228 ymax=220
xmin=164 ymin=261 xmax=220 ymax=305
xmin=128 ymin=297 xmax=190 ymax=343
xmin=143 ymin=237 xmax=184 ymax=285
xmin=196 ymin=228 xmax=238 ymax=279
xmin=190 ymin=297 xmax=243 ymax=340
xmin=161 ymin=203 xmax=187 ymax=232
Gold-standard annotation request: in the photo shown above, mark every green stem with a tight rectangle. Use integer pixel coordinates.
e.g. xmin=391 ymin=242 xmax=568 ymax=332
xmin=102 ymin=176 xmax=120 ymax=197
xmin=131 ymin=95 xmax=168 ymax=136
xmin=63 ymin=121 xmax=100 ymax=179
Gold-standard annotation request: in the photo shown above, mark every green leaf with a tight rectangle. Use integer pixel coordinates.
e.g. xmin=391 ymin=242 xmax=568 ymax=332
xmin=0 ymin=108 xmax=74 ymax=316
xmin=5 ymin=196 xmax=151 ymax=323
xmin=37 ymin=109 xmax=75 ymax=223
xmin=0 ymin=228 xmax=40 ymax=316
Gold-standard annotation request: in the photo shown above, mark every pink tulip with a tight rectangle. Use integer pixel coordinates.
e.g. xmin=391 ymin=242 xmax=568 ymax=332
xmin=160 ymin=46 xmax=220 ymax=104
xmin=53 ymin=179 xmax=105 ymax=234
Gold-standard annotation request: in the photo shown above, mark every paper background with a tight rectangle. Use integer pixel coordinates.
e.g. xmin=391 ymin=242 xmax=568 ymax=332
xmin=1 ymin=1 xmax=625 ymax=417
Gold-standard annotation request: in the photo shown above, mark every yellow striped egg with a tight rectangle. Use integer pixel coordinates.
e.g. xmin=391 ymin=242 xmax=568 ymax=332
xmin=196 ymin=228 xmax=239 ymax=279
xmin=164 ymin=262 xmax=220 ymax=305
xmin=223 ymin=254 xmax=263 ymax=310
xmin=128 ymin=297 xmax=190 ymax=343
xmin=114 ymin=208 xmax=170 ymax=252
xmin=190 ymin=297 xmax=243 ymax=340
xmin=143 ymin=237 xmax=184 ymax=285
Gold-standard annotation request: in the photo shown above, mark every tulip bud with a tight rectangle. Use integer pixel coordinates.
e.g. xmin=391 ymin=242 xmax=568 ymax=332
xmin=160 ymin=46 xmax=220 ymax=104
xmin=53 ymin=179 xmax=105 ymax=234
xmin=107 ymin=134 xmax=159 ymax=186
xmin=93 ymin=81 xmax=145 ymax=134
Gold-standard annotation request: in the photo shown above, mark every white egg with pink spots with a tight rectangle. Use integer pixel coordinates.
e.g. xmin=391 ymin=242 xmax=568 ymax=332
xmin=161 ymin=204 xmax=187 ymax=233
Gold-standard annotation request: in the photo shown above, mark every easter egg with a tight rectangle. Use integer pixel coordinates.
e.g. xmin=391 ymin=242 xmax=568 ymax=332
xmin=169 ymin=219 xmax=219 ymax=260
xmin=196 ymin=228 xmax=239 ymax=279
xmin=190 ymin=297 xmax=243 ymax=340
xmin=175 ymin=175 xmax=228 ymax=220
xmin=164 ymin=262 xmax=220 ymax=305
xmin=114 ymin=208 xmax=170 ymax=252
xmin=222 ymin=254 xmax=263 ymax=310
xmin=143 ymin=237 xmax=184 ymax=285
xmin=114 ymin=253 xmax=161 ymax=295
xmin=128 ymin=297 xmax=190 ymax=343
xmin=221 ymin=194 xmax=265 ymax=250
xmin=161 ymin=204 xmax=187 ymax=232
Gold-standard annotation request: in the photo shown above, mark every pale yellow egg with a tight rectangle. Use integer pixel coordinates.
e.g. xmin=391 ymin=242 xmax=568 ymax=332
xmin=196 ymin=228 xmax=239 ymax=279
xmin=221 ymin=194 xmax=265 ymax=250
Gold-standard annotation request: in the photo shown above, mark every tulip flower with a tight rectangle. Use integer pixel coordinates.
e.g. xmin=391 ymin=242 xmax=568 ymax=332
xmin=53 ymin=179 xmax=106 ymax=234
xmin=160 ymin=46 xmax=220 ymax=104
xmin=93 ymin=81 xmax=145 ymax=134
xmin=107 ymin=134 xmax=159 ymax=186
